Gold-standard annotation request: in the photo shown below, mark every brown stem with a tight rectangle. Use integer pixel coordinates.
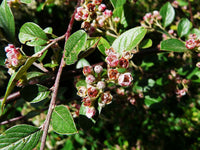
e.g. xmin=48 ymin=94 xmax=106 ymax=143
xmin=40 ymin=1 xmax=81 ymax=149
xmin=0 ymin=115 xmax=24 ymax=125
xmin=188 ymin=0 xmax=195 ymax=26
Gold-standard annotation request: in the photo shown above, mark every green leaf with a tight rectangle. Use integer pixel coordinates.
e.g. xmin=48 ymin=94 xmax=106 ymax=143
xmin=144 ymin=95 xmax=162 ymax=107
xmin=160 ymin=2 xmax=175 ymax=27
xmin=20 ymin=0 xmax=32 ymax=3
xmin=65 ymin=30 xmax=87 ymax=65
xmin=97 ymin=37 xmax=110 ymax=56
xmin=76 ymin=58 xmax=90 ymax=69
xmin=161 ymin=39 xmax=189 ymax=52
xmin=0 ymin=0 xmax=15 ymax=42
xmin=110 ymin=0 xmax=126 ymax=8
xmin=113 ymin=6 xmax=128 ymax=28
xmin=34 ymin=45 xmax=48 ymax=62
xmin=1 ymin=56 xmax=39 ymax=112
xmin=52 ymin=105 xmax=78 ymax=135
xmin=21 ymin=84 xmax=50 ymax=103
xmin=0 ymin=124 xmax=42 ymax=150
xmin=177 ymin=18 xmax=190 ymax=37
xmin=190 ymin=28 xmax=200 ymax=39
xmin=44 ymin=27 xmax=53 ymax=34
xmin=76 ymin=80 xmax=87 ymax=88
xmin=139 ymin=39 xmax=152 ymax=49
xmin=19 ymin=22 xmax=48 ymax=46
xmin=27 ymin=71 xmax=44 ymax=80
xmin=112 ymin=27 xmax=147 ymax=54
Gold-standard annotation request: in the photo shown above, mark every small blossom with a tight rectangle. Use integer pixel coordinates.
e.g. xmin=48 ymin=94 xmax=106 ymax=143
xmin=113 ymin=17 xmax=120 ymax=23
xmin=87 ymin=86 xmax=99 ymax=98
xmin=99 ymin=91 xmax=113 ymax=106
xmin=98 ymin=4 xmax=106 ymax=12
xmin=77 ymin=86 xmax=87 ymax=97
xmin=186 ymin=39 xmax=196 ymax=49
xmin=105 ymin=47 xmax=115 ymax=55
xmin=103 ymin=9 xmax=113 ymax=18
xmin=97 ymin=81 xmax=106 ymax=89
xmin=189 ymin=33 xmax=197 ymax=40
xmin=82 ymin=96 xmax=92 ymax=106
xmin=75 ymin=13 xmax=82 ymax=21
xmin=83 ymin=66 xmax=93 ymax=76
xmin=94 ymin=65 xmax=103 ymax=74
xmin=118 ymin=72 xmax=133 ymax=86
xmin=81 ymin=21 xmax=91 ymax=30
xmin=119 ymin=57 xmax=129 ymax=68
xmin=86 ymin=74 xmax=96 ymax=84
xmin=86 ymin=106 xmax=96 ymax=118
xmin=87 ymin=3 xmax=96 ymax=12
xmin=172 ymin=1 xmax=179 ymax=8
xmin=196 ymin=62 xmax=200 ymax=68
xmin=122 ymin=51 xmax=133 ymax=60
xmin=143 ymin=13 xmax=152 ymax=21
xmin=108 ymin=69 xmax=119 ymax=80
xmin=116 ymin=88 xmax=125 ymax=96
xmin=106 ymin=53 xmax=119 ymax=67
xmin=93 ymin=0 xmax=102 ymax=5
xmin=98 ymin=18 xmax=105 ymax=27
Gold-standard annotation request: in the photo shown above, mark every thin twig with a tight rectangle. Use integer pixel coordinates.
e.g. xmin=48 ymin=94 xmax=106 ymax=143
xmin=0 ymin=115 xmax=24 ymax=125
xmin=40 ymin=1 xmax=81 ymax=149
xmin=188 ymin=0 xmax=194 ymax=26
xmin=0 ymin=91 xmax=20 ymax=103
xmin=33 ymin=62 xmax=49 ymax=73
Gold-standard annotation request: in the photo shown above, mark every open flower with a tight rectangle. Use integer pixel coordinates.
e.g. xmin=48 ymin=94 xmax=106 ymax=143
xmin=106 ymin=53 xmax=119 ymax=67
xmin=118 ymin=72 xmax=133 ymax=86
xmin=108 ymin=69 xmax=119 ymax=80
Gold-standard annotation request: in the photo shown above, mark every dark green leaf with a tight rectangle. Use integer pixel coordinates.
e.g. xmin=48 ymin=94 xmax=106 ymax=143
xmin=0 ymin=0 xmax=15 ymax=42
xmin=144 ymin=95 xmax=162 ymax=107
xmin=97 ymin=37 xmax=110 ymax=56
xmin=161 ymin=39 xmax=189 ymax=52
xmin=27 ymin=71 xmax=44 ymax=81
xmin=21 ymin=84 xmax=50 ymax=103
xmin=139 ymin=39 xmax=153 ymax=49
xmin=160 ymin=2 xmax=175 ymax=27
xmin=112 ymin=27 xmax=147 ymax=54
xmin=65 ymin=30 xmax=87 ymax=65
xmin=0 ymin=124 xmax=42 ymax=150
xmin=52 ymin=105 xmax=78 ymax=135
xmin=2 ymin=56 xmax=39 ymax=112
xmin=19 ymin=22 xmax=48 ymax=46
xmin=34 ymin=45 xmax=48 ymax=62
xmin=177 ymin=18 xmax=190 ymax=37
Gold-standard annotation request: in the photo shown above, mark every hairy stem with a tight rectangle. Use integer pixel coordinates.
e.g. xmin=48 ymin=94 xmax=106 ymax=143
xmin=40 ymin=1 xmax=81 ymax=149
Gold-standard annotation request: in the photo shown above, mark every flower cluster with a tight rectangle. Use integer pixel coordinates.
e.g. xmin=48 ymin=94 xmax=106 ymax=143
xmin=4 ymin=44 xmax=23 ymax=75
xmin=77 ymin=48 xmax=134 ymax=118
xmin=185 ymin=34 xmax=200 ymax=50
xmin=141 ymin=10 xmax=162 ymax=26
xmin=74 ymin=0 xmax=113 ymax=32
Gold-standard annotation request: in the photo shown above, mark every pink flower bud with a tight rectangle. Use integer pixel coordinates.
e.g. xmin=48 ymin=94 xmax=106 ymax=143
xmin=196 ymin=62 xmax=200 ymax=68
xmin=98 ymin=4 xmax=106 ymax=12
xmin=118 ymin=72 xmax=133 ymax=86
xmin=189 ymin=33 xmax=197 ymax=40
xmin=87 ymin=86 xmax=99 ymax=98
xmin=103 ymin=9 xmax=113 ymax=18
xmin=94 ymin=65 xmax=103 ymax=73
xmin=83 ymin=66 xmax=93 ymax=76
xmin=105 ymin=53 xmax=119 ymax=67
xmin=86 ymin=74 xmax=95 ymax=84
xmin=143 ymin=13 xmax=152 ymax=21
xmin=168 ymin=29 xmax=174 ymax=35
xmin=113 ymin=17 xmax=120 ymax=23
xmin=75 ymin=13 xmax=82 ymax=21
xmin=98 ymin=18 xmax=105 ymax=27
xmin=81 ymin=21 xmax=91 ymax=31
xmin=153 ymin=10 xmax=159 ymax=17
xmin=86 ymin=106 xmax=96 ymax=118
xmin=185 ymin=39 xmax=196 ymax=49
xmin=77 ymin=86 xmax=87 ymax=97
xmin=119 ymin=57 xmax=129 ymax=68
xmin=172 ymin=1 xmax=179 ymax=8
xmin=82 ymin=96 xmax=92 ymax=106
xmin=122 ymin=51 xmax=133 ymax=60
xmin=97 ymin=81 xmax=106 ymax=89
xmin=82 ymin=12 xmax=89 ymax=20
xmin=108 ymin=69 xmax=119 ymax=80
xmin=93 ymin=0 xmax=102 ymax=5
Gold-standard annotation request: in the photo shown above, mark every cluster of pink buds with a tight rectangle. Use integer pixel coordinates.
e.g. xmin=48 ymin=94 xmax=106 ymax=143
xmin=141 ymin=10 xmax=162 ymax=26
xmin=168 ymin=70 xmax=189 ymax=99
xmin=185 ymin=34 xmax=200 ymax=50
xmin=105 ymin=47 xmax=133 ymax=87
xmin=4 ymin=44 xmax=23 ymax=75
xmin=74 ymin=0 xmax=113 ymax=32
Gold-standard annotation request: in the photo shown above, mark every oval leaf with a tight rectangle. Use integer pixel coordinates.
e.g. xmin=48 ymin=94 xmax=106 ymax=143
xmin=160 ymin=2 xmax=175 ymax=27
xmin=144 ymin=95 xmax=162 ymax=107
xmin=161 ymin=39 xmax=189 ymax=52
xmin=0 ymin=0 xmax=15 ymax=42
xmin=52 ymin=105 xmax=78 ymax=135
xmin=177 ymin=18 xmax=190 ymax=37
xmin=76 ymin=58 xmax=90 ymax=69
xmin=20 ymin=0 xmax=32 ymax=3
xmin=112 ymin=27 xmax=147 ymax=54
xmin=21 ymin=84 xmax=50 ymax=103
xmin=19 ymin=22 xmax=48 ymax=46
xmin=0 ymin=124 xmax=42 ymax=150
xmin=97 ymin=37 xmax=110 ymax=56
xmin=65 ymin=30 xmax=87 ymax=65
xmin=139 ymin=39 xmax=153 ymax=49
